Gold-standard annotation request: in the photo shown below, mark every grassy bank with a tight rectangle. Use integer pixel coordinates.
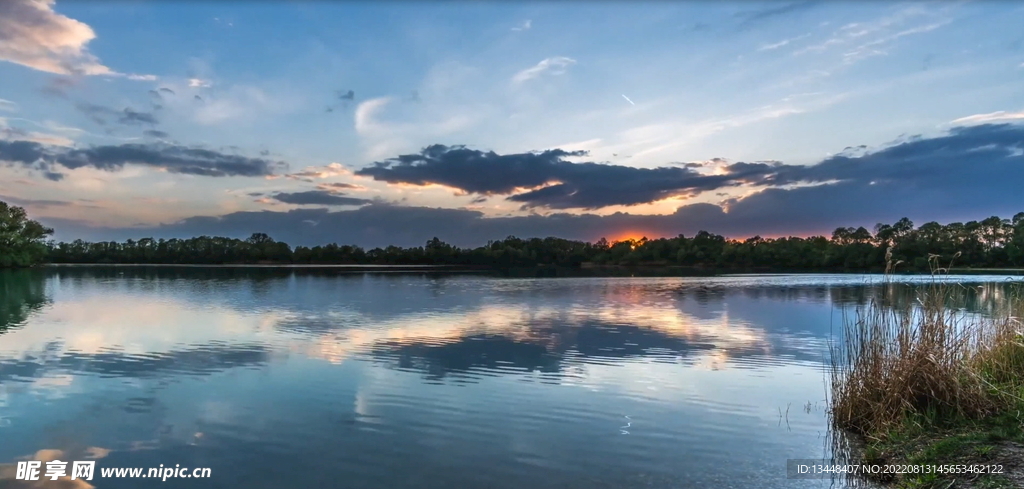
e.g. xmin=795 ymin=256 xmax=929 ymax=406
xmin=829 ymin=259 xmax=1024 ymax=488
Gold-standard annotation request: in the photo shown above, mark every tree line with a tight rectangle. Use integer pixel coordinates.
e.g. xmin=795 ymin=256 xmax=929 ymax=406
xmin=4 ymin=200 xmax=1024 ymax=271
xmin=39 ymin=214 xmax=1024 ymax=272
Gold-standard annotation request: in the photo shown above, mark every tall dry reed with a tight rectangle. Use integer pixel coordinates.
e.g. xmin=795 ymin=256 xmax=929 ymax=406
xmin=829 ymin=252 xmax=1024 ymax=440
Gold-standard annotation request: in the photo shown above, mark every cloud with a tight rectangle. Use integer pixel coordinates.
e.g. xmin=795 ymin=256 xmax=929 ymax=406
xmin=795 ymin=6 xmax=950 ymax=65
xmin=736 ymin=1 xmax=818 ymax=29
xmin=1 ymin=119 xmax=75 ymax=147
xmin=757 ymin=33 xmax=811 ymax=51
xmin=188 ymin=78 xmax=212 ymax=88
xmin=0 ymin=99 xmax=17 ymax=112
xmin=951 ymin=110 xmax=1024 ymax=125
xmin=39 ymin=76 xmax=77 ymax=98
xmin=511 ymin=20 xmax=532 ymax=32
xmin=840 ymin=21 xmax=950 ymax=64
xmin=285 ymin=162 xmax=351 ymax=181
xmin=126 ymin=73 xmax=157 ymax=81
xmin=354 ymin=97 xmax=392 ymax=135
xmin=119 ymin=108 xmax=158 ymax=126
xmin=0 ymin=194 xmax=72 ymax=207
xmin=351 ymin=95 xmax=478 ymax=161
xmin=512 ymin=57 xmax=577 ymax=85
xmin=271 ymin=190 xmax=372 ymax=207
xmin=74 ymin=103 xmax=159 ymax=127
xmin=38 ymin=124 xmax=1024 ymax=247
xmin=317 ymin=182 xmax=363 ymax=191
xmin=355 ymin=144 xmax=782 ymax=209
xmin=142 ymin=129 xmax=169 ymax=139
xmin=0 ymin=0 xmax=114 ymax=75
xmin=0 ymin=139 xmax=288 ymax=178
xmin=191 ymin=86 xmax=278 ymax=125
xmin=0 ymin=0 xmax=112 ymax=74
xmin=74 ymin=102 xmax=114 ymax=124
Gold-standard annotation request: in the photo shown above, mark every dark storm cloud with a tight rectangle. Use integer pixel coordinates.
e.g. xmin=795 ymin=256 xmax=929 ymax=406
xmin=356 ymin=144 xmax=781 ymax=209
xmin=44 ymin=123 xmax=1024 ymax=247
xmin=272 ymin=190 xmax=372 ymax=207
xmin=143 ymin=129 xmax=169 ymax=139
xmin=0 ymin=139 xmax=287 ymax=177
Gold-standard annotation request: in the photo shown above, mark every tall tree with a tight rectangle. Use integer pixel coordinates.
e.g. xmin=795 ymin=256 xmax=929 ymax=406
xmin=0 ymin=201 xmax=54 ymax=268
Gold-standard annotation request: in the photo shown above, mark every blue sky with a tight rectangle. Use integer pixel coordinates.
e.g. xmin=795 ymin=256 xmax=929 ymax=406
xmin=1 ymin=0 xmax=1023 ymax=246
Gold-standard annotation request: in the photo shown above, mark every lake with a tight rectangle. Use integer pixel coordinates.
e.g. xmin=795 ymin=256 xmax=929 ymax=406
xmin=1 ymin=267 xmax=1020 ymax=488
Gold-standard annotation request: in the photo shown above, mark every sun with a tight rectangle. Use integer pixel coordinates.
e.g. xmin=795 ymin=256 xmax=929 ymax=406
xmin=609 ymin=231 xmax=649 ymax=249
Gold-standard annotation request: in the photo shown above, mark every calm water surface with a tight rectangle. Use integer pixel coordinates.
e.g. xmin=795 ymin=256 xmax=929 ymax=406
xmin=1 ymin=268 xmax=1020 ymax=488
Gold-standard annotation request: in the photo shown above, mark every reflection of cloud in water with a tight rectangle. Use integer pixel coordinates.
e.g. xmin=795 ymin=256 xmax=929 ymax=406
xmin=0 ymin=299 xmax=283 ymax=356
xmin=279 ymin=300 xmax=798 ymax=379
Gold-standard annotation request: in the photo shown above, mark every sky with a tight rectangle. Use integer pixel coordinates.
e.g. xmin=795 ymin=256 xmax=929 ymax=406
xmin=1 ymin=0 xmax=1023 ymax=248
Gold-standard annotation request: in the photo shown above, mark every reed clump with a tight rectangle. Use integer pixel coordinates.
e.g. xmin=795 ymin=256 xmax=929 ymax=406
xmin=830 ymin=253 xmax=1024 ymax=442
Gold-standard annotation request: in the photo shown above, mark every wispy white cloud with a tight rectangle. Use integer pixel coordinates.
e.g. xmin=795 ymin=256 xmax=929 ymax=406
xmin=0 ymin=117 xmax=75 ymax=146
xmin=951 ymin=110 xmax=1024 ymax=125
xmin=511 ymin=19 xmax=532 ymax=32
xmin=795 ymin=6 xmax=950 ymax=62
xmin=0 ymin=99 xmax=17 ymax=112
xmin=572 ymin=91 xmax=851 ymax=167
xmin=353 ymin=95 xmax=478 ymax=161
xmin=188 ymin=78 xmax=213 ymax=88
xmin=841 ymin=21 xmax=950 ymax=64
xmin=354 ymin=97 xmax=393 ymax=136
xmin=163 ymin=83 xmax=287 ymax=126
xmin=511 ymin=56 xmax=577 ymax=85
xmin=757 ymin=33 xmax=811 ymax=52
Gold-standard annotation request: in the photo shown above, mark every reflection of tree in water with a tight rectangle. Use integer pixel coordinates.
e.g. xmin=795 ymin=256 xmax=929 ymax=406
xmin=368 ymin=321 xmax=715 ymax=380
xmin=0 ymin=269 xmax=49 ymax=334
xmin=829 ymin=282 xmax=1020 ymax=315
xmin=675 ymin=282 xmax=1021 ymax=316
